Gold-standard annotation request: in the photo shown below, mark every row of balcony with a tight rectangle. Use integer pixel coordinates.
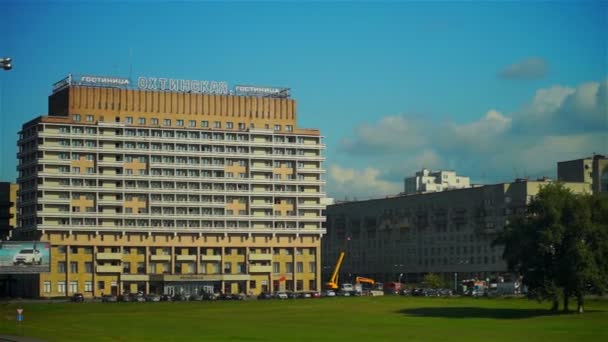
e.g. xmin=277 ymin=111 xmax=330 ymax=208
xmin=41 ymin=211 xmax=324 ymax=221
xmin=35 ymin=145 xmax=326 ymax=161
xmin=37 ymin=131 xmax=326 ymax=149
xmin=37 ymin=184 xmax=326 ymax=198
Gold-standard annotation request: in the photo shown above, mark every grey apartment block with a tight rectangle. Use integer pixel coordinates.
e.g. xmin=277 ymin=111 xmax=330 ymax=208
xmin=323 ymin=180 xmax=591 ymax=285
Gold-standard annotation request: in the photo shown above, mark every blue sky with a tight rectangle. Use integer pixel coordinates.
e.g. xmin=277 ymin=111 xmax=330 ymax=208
xmin=1 ymin=1 xmax=606 ymax=198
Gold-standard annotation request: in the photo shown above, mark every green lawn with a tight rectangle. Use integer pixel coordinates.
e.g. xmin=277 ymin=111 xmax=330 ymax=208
xmin=0 ymin=296 xmax=606 ymax=341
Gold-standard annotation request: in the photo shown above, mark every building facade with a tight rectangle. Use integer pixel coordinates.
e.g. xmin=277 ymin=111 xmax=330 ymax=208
xmin=323 ymin=179 xmax=590 ymax=285
xmin=404 ymin=169 xmax=471 ymax=194
xmin=0 ymin=182 xmax=18 ymax=240
xmin=558 ymin=154 xmax=608 ymax=194
xmin=13 ymin=75 xmax=326 ymax=297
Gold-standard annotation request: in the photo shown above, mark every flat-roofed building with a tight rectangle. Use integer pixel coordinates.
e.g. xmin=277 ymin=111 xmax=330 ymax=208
xmin=0 ymin=182 xmax=18 ymax=240
xmin=323 ymin=179 xmax=590 ymax=285
xmin=12 ymin=74 xmax=326 ymax=297
xmin=558 ymin=154 xmax=608 ymax=194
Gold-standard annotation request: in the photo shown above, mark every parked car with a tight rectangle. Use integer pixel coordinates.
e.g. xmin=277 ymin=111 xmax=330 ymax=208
xmin=257 ymin=292 xmax=273 ymax=300
xmin=119 ymin=293 xmax=133 ymax=302
xmin=310 ymin=291 xmax=321 ymax=298
xmin=146 ymin=294 xmax=161 ymax=302
xmin=203 ymin=292 xmax=219 ymax=301
xmin=71 ymin=293 xmax=84 ymax=302
xmin=336 ymin=290 xmax=351 ymax=297
xmin=322 ymin=290 xmax=336 ymax=297
xmin=274 ymin=292 xmax=288 ymax=299
xmin=189 ymin=294 xmax=203 ymax=301
xmin=286 ymin=292 xmax=298 ymax=299
xmin=411 ymin=288 xmax=427 ymax=296
xmin=160 ymin=294 xmax=173 ymax=302
xmin=425 ymin=288 xmax=439 ymax=297
xmin=399 ymin=288 xmax=411 ymax=296
xmin=231 ymin=293 xmax=246 ymax=301
xmin=172 ymin=294 xmax=189 ymax=301
xmin=349 ymin=291 xmax=362 ymax=297
xmin=101 ymin=295 xmax=117 ymax=302
xmin=297 ymin=292 xmax=312 ymax=299
xmin=438 ymin=288 xmax=453 ymax=296
xmin=219 ymin=293 xmax=233 ymax=300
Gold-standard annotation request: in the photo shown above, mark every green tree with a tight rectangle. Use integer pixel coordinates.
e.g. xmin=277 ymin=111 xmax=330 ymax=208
xmin=422 ymin=273 xmax=445 ymax=289
xmin=494 ymin=183 xmax=608 ymax=313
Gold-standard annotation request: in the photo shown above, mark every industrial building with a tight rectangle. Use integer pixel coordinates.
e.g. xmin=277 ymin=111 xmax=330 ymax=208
xmin=12 ymin=74 xmax=326 ymax=297
xmin=557 ymin=154 xmax=608 ymax=194
xmin=323 ymin=176 xmax=591 ymax=286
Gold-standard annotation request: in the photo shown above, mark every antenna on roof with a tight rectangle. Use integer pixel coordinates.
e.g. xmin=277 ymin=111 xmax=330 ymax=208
xmin=128 ymin=48 xmax=133 ymax=81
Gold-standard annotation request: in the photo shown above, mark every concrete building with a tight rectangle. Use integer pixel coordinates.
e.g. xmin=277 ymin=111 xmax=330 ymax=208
xmin=557 ymin=154 xmax=608 ymax=194
xmin=404 ymin=169 xmax=471 ymax=194
xmin=12 ymin=74 xmax=326 ymax=297
xmin=323 ymin=179 xmax=590 ymax=285
xmin=0 ymin=182 xmax=18 ymax=240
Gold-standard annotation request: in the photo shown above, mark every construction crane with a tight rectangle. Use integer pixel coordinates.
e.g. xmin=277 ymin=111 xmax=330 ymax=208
xmin=325 ymin=252 xmax=345 ymax=290
xmin=355 ymin=276 xmax=375 ymax=285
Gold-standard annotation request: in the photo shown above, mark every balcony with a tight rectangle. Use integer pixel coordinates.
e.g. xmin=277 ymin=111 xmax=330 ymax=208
xmin=200 ymin=255 xmax=221 ymax=261
xmin=96 ymin=252 xmax=122 ymax=260
xmin=248 ymin=253 xmax=272 ymax=261
xmin=150 ymin=255 xmax=171 ymax=261
xmin=96 ymin=265 xmax=122 ymax=273
xmin=176 ymin=255 xmax=197 ymax=262
xmin=249 ymin=265 xmax=272 ymax=273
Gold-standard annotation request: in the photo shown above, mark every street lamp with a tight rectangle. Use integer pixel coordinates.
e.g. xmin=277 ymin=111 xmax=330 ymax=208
xmin=399 ymin=273 xmax=404 ymax=284
xmin=1 ymin=57 xmax=12 ymax=71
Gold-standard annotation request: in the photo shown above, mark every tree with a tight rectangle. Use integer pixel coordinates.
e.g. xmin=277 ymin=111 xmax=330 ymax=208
xmin=494 ymin=183 xmax=608 ymax=313
xmin=422 ymin=273 xmax=445 ymax=289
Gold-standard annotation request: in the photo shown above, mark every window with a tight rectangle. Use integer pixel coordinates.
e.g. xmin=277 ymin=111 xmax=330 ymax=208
xmin=72 ymin=114 xmax=81 ymax=121
xmin=201 ymin=121 xmax=209 ymax=128
xmin=176 ymin=119 xmax=184 ymax=127
xmin=226 ymin=122 xmax=233 ymax=129
xmin=86 ymin=115 xmax=94 ymax=122
xmin=70 ymin=261 xmax=78 ymax=273
xmin=84 ymin=281 xmax=93 ymax=292
xmin=214 ymin=121 xmax=221 ymax=128
xmin=58 ymin=261 xmax=66 ymax=273
xmin=126 ymin=117 xmax=133 ymax=124
xmin=151 ymin=118 xmax=159 ymax=125
xmin=286 ymin=262 xmax=293 ymax=273
xmin=85 ymin=262 xmax=93 ymax=273
xmin=273 ymin=262 xmax=280 ymax=273
xmin=249 ymin=280 xmax=256 ymax=289
xmin=163 ymin=119 xmax=171 ymax=126
xmin=296 ymin=262 xmax=303 ymax=273
xmin=139 ymin=117 xmax=146 ymax=124
xmin=223 ymin=262 xmax=232 ymax=274
xmin=286 ymin=125 xmax=293 ymax=132
xmin=309 ymin=262 xmax=316 ymax=273
xmin=97 ymin=281 xmax=105 ymax=291
xmin=86 ymin=167 xmax=94 ymax=174
xmin=238 ymin=123 xmax=246 ymax=130
xmin=44 ymin=281 xmax=51 ymax=293
xmin=57 ymin=281 xmax=66 ymax=294
xmin=70 ymin=281 xmax=78 ymax=294
xmin=72 ymin=167 xmax=80 ymax=174
xmin=274 ymin=124 xmax=281 ymax=131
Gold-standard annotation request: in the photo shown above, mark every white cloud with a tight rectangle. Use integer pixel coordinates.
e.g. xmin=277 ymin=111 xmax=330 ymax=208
xmin=499 ymin=57 xmax=548 ymax=80
xmin=331 ymin=79 xmax=607 ymax=198
xmin=327 ymin=164 xmax=402 ymax=199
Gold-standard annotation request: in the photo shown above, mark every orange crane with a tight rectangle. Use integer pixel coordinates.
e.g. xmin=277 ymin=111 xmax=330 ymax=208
xmin=325 ymin=252 xmax=345 ymax=290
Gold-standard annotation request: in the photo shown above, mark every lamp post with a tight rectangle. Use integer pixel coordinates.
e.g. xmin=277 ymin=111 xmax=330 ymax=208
xmin=399 ymin=273 xmax=404 ymax=284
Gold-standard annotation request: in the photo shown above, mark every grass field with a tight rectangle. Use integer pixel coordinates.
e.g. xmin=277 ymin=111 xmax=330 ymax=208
xmin=0 ymin=296 xmax=606 ymax=341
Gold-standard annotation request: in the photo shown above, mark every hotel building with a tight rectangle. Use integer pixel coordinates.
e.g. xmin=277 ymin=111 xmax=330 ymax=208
xmin=13 ymin=75 xmax=326 ymax=297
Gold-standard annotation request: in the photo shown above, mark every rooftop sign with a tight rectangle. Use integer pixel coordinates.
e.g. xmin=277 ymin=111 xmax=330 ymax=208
xmin=234 ymin=85 xmax=290 ymax=98
xmin=137 ymin=76 xmax=229 ymax=95
xmin=52 ymin=74 xmax=290 ymax=98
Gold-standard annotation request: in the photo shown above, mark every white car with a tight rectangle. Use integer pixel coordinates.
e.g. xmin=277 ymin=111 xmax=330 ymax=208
xmin=322 ymin=290 xmax=336 ymax=297
xmin=13 ymin=249 xmax=42 ymax=265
